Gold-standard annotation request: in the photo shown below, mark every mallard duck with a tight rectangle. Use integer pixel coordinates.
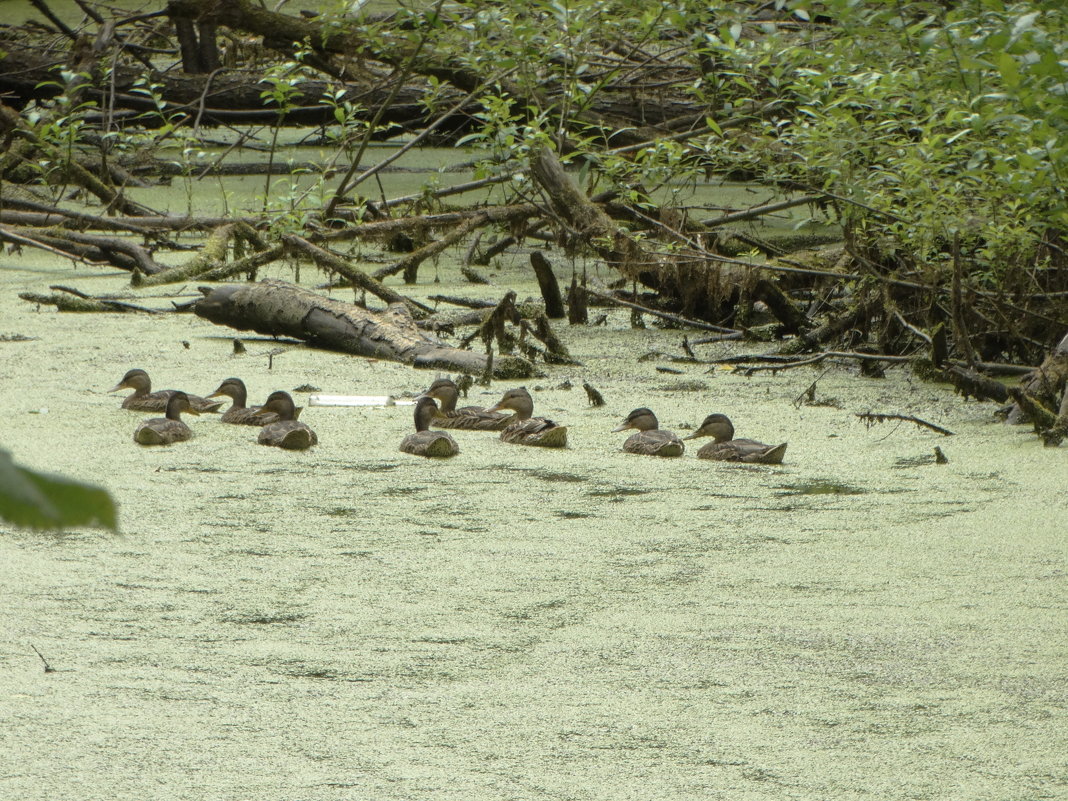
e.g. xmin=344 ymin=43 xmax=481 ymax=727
xmin=684 ymin=413 xmax=787 ymax=464
xmin=400 ymin=397 xmax=460 ymax=458
xmin=487 ymin=387 xmax=568 ymax=448
xmin=252 ymin=391 xmax=317 ymax=450
xmin=422 ymin=378 xmax=510 ymax=431
xmin=110 ymin=369 xmax=222 ymax=413
xmin=613 ymin=408 xmax=684 ymax=457
xmin=133 ymin=391 xmax=199 ymax=445
xmin=206 ymin=377 xmax=278 ymax=425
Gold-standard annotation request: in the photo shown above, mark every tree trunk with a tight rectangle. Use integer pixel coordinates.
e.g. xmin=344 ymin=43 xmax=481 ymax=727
xmin=194 ymin=279 xmax=535 ymax=378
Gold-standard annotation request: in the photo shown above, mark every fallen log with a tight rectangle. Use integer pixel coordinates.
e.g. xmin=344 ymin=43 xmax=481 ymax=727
xmin=194 ymin=279 xmax=535 ymax=378
xmin=281 ymin=234 xmax=433 ymax=318
xmin=19 ymin=290 xmax=162 ymax=313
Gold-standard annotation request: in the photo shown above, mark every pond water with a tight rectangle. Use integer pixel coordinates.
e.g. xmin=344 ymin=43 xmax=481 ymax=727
xmin=0 ymin=239 xmax=1064 ymax=800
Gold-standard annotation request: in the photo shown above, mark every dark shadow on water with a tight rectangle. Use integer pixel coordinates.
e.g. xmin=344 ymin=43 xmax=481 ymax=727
xmin=775 ymin=480 xmax=866 ymax=496
xmin=382 ymin=485 xmax=426 ymax=497
xmin=587 ymin=486 xmax=651 ymax=498
xmin=271 ymin=664 xmax=373 ymax=682
xmin=347 ymin=462 xmax=400 ymax=472
xmin=492 ymin=466 xmax=589 ymax=483
xmin=223 ymin=612 xmax=307 ymax=625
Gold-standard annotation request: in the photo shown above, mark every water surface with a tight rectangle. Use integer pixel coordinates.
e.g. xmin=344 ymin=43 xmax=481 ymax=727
xmin=0 ymin=245 xmax=1064 ymax=799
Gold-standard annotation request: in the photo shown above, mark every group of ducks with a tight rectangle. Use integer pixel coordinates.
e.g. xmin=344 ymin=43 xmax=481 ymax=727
xmin=111 ymin=369 xmax=316 ymax=450
xmin=411 ymin=378 xmax=787 ymax=463
xmin=110 ymin=370 xmax=788 ymax=464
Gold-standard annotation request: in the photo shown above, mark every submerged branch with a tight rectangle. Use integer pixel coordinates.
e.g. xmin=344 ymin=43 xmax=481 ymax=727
xmin=856 ymin=412 xmax=955 ymax=437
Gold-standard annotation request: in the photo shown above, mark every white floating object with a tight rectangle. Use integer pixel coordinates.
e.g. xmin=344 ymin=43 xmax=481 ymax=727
xmin=309 ymin=394 xmax=395 ymax=407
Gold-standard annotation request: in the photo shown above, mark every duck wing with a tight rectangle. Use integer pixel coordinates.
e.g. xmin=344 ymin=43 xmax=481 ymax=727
xmin=624 ymin=430 xmax=684 ymax=457
xmin=501 ymin=417 xmax=568 ymax=448
xmin=400 ymin=430 xmax=459 ymax=457
xmin=259 ymin=421 xmax=317 ymax=450
xmin=134 ymin=418 xmax=192 ymax=445
xmin=433 ymin=406 xmax=511 ymax=431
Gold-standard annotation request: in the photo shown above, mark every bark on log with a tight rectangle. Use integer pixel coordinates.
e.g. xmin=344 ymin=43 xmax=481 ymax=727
xmin=194 ymin=279 xmax=535 ymax=378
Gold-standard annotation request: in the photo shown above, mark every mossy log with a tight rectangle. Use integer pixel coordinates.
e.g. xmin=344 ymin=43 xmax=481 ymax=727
xmin=194 ymin=278 xmax=535 ymax=378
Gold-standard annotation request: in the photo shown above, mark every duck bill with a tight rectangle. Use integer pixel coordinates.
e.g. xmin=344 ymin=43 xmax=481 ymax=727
xmin=611 ymin=422 xmax=632 ymax=433
xmin=108 ymin=382 xmax=126 ymax=393
xmin=681 ymin=431 xmax=701 ymax=440
xmin=186 ymin=407 xmax=202 ymax=417
xmin=205 ymin=390 xmax=223 ymax=399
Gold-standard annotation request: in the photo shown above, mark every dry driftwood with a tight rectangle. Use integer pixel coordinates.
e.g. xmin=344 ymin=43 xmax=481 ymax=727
xmin=194 ymin=278 xmax=535 ymax=378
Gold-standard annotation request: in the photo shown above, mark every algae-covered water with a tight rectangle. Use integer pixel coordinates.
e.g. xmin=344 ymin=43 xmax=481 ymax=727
xmin=1 ymin=247 xmax=1064 ymax=800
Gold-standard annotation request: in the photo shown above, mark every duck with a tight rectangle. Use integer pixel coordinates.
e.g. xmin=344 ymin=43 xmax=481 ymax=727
xmin=613 ymin=408 xmax=684 ymax=457
xmin=486 ymin=387 xmax=568 ymax=448
xmin=422 ymin=378 xmax=511 ymax=431
xmin=133 ymin=391 xmax=199 ymax=445
xmin=251 ymin=391 xmax=317 ymax=450
xmin=683 ymin=413 xmax=787 ymax=464
xmin=110 ymin=368 xmax=223 ymax=413
xmin=400 ymin=397 xmax=460 ymax=458
xmin=206 ymin=377 xmax=281 ymax=425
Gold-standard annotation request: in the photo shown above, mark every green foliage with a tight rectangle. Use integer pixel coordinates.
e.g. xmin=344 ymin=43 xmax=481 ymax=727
xmin=0 ymin=450 xmax=118 ymax=533
xmin=692 ymin=0 xmax=1067 ymax=288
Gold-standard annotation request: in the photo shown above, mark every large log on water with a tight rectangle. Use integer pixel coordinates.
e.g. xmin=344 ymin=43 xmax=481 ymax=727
xmin=195 ymin=279 xmax=534 ymax=378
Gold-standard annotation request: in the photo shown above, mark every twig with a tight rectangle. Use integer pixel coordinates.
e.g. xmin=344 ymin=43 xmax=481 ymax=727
xmin=856 ymin=412 xmax=955 ymax=436
xmin=584 ymin=288 xmax=740 ymax=333
xmin=30 ymin=644 xmax=55 ymax=673
xmin=793 ymin=368 xmax=832 ymax=408
xmin=698 ymin=195 xmax=826 ymax=228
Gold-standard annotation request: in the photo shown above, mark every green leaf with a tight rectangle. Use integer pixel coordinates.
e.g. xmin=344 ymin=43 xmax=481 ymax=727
xmin=0 ymin=450 xmax=118 ymax=532
xmin=998 ymin=52 xmax=1020 ymax=89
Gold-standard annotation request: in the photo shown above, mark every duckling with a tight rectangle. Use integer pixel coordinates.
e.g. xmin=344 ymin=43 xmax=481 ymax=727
xmin=252 ymin=391 xmax=317 ymax=450
xmin=110 ymin=369 xmax=222 ymax=413
xmin=613 ymin=408 xmax=684 ymax=457
xmin=487 ymin=387 xmax=568 ymax=448
xmin=400 ymin=397 xmax=460 ymax=458
xmin=684 ymin=413 xmax=786 ymax=464
xmin=133 ymin=391 xmax=199 ymax=445
xmin=206 ymin=377 xmax=277 ymax=425
xmin=422 ymin=378 xmax=510 ymax=431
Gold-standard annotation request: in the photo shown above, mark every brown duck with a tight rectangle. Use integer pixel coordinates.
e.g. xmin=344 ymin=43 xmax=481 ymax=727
xmin=613 ymin=408 xmax=684 ymax=457
xmin=133 ymin=391 xmax=199 ymax=445
xmin=252 ymin=391 xmax=317 ymax=450
xmin=422 ymin=378 xmax=510 ymax=431
xmin=400 ymin=397 xmax=460 ymax=458
xmin=683 ymin=413 xmax=787 ymax=464
xmin=206 ymin=377 xmax=284 ymax=426
xmin=487 ymin=387 xmax=568 ymax=448
xmin=111 ymin=369 xmax=222 ymax=413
